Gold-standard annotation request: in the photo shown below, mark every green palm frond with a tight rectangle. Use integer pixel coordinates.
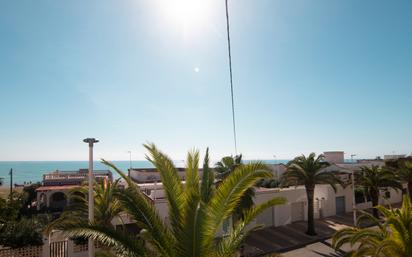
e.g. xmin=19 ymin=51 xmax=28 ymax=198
xmin=144 ymin=143 xmax=184 ymax=237
xmin=64 ymin=223 xmax=149 ymax=257
xmin=356 ymin=165 xmax=402 ymax=218
xmin=215 ymin=154 xmax=242 ymax=180
xmin=333 ymin=195 xmax=412 ymax=257
xmin=102 ymin=159 xmax=175 ymax=256
xmin=216 ymin=196 xmax=286 ymax=257
xmin=200 ymin=148 xmax=214 ymax=203
xmin=207 ymin=163 xmax=272 ymax=230
xmin=46 ymin=178 xmax=123 ymax=234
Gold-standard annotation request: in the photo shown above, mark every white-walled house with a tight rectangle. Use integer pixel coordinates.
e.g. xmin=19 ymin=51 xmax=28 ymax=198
xmin=132 ymin=177 xmax=406 ymax=232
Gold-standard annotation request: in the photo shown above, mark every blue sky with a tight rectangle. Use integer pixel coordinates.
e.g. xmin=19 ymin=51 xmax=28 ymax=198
xmin=0 ymin=0 xmax=411 ymax=161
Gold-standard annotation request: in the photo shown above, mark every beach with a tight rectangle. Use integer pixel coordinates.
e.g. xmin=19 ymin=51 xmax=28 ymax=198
xmin=0 ymin=186 xmax=22 ymax=198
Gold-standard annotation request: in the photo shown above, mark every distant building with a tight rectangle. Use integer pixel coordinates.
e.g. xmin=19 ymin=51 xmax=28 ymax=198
xmin=266 ymin=164 xmax=287 ymax=178
xmin=36 ymin=169 xmax=112 ymax=211
xmin=384 ymin=154 xmax=407 ymax=160
xmin=129 ymin=168 xmax=203 ymax=183
xmin=323 ymin=151 xmax=345 ymax=164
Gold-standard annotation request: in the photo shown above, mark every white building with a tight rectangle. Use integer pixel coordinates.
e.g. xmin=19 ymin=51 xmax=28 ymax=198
xmin=126 ymin=154 xmax=406 ymax=232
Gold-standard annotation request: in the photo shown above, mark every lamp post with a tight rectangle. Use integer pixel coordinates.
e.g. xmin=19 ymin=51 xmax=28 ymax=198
xmin=273 ymin=155 xmax=279 ymax=178
xmin=83 ymin=138 xmax=99 ymax=257
xmin=128 ymin=151 xmax=132 ymax=170
xmin=350 ymin=154 xmax=357 ymax=226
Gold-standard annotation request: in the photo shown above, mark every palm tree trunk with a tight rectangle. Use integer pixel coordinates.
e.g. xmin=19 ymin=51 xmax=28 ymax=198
xmin=306 ymin=186 xmax=316 ymax=236
xmin=371 ymin=191 xmax=379 ymax=218
xmin=408 ymin=182 xmax=412 ymax=203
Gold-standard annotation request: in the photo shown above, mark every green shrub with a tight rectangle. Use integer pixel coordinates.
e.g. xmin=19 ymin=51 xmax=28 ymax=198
xmin=0 ymin=215 xmax=49 ymax=248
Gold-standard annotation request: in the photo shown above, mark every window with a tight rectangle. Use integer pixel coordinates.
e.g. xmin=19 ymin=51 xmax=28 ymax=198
xmin=355 ymin=190 xmax=365 ymax=204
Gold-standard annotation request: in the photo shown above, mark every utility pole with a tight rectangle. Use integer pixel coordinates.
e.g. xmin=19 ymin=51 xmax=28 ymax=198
xmin=9 ymin=168 xmax=13 ymax=200
xmin=273 ymin=155 xmax=279 ymax=178
xmin=350 ymin=154 xmax=357 ymax=226
xmin=83 ymin=138 xmax=99 ymax=257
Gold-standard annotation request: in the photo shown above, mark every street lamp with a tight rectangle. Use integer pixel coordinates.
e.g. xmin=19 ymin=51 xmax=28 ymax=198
xmin=350 ymin=154 xmax=357 ymax=226
xmin=273 ymin=155 xmax=279 ymax=178
xmin=128 ymin=151 xmax=132 ymax=170
xmin=83 ymin=138 xmax=99 ymax=257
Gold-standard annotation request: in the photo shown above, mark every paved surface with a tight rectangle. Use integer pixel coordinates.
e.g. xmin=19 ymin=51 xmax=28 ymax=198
xmin=283 ymin=240 xmax=342 ymax=257
xmin=244 ymin=212 xmax=357 ymax=256
xmin=283 ymin=238 xmax=358 ymax=257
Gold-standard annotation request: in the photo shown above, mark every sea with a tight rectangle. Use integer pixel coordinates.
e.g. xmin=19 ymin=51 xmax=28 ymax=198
xmin=0 ymin=160 xmax=288 ymax=185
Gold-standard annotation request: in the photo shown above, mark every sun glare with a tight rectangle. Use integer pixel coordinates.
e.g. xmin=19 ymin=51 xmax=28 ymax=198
xmin=156 ymin=0 xmax=213 ymax=32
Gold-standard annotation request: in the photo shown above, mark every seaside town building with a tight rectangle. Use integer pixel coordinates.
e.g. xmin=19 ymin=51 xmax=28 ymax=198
xmin=35 ymin=169 xmax=112 ymax=211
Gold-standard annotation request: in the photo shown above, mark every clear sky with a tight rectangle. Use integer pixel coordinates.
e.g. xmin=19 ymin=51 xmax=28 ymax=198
xmin=0 ymin=0 xmax=411 ymax=161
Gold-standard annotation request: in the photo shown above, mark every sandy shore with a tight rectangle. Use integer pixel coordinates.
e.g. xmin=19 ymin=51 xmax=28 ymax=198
xmin=0 ymin=186 xmax=23 ymax=198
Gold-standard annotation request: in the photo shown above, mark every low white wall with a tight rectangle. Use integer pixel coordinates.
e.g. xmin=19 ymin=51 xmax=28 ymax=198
xmin=253 ymin=187 xmax=307 ymax=228
xmin=116 ymin=183 xmax=407 ymax=235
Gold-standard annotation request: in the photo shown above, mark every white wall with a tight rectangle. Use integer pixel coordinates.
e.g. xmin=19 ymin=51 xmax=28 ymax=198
xmin=253 ymin=187 xmax=307 ymax=227
xmin=314 ymin=184 xmax=354 ymax=218
xmin=116 ymin=183 xmax=406 ymax=233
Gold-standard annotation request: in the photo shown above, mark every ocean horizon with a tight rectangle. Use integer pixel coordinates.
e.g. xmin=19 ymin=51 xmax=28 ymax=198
xmin=0 ymin=160 xmax=289 ymax=185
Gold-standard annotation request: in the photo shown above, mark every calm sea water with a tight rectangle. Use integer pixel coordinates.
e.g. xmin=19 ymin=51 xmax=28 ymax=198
xmin=0 ymin=160 xmax=287 ymax=185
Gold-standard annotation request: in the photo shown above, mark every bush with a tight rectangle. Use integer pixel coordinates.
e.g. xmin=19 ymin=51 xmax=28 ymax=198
xmin=256 ymin=178 xmax=280 ymax=188
xmin=0 ymin=197 xmax=19 ymax=222
xmin=0 ymin=219 xmax=43 ymax=248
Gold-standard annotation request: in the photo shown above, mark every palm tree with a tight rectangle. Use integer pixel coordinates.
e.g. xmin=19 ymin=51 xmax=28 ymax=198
xmin=61 ymin=144 xmax=286 ymax=257
xmin=215 ymin=154 xmax=242 ymax=180
xmin=355 ymin=165 xmax=402 ymax=218
xmin=332 ymin=194 xmax=412 ymax=257
xmin=281 ymin=153 xmax=342 ymax=236
xmin=46 ymin=178 xmax=124 ymax=233
xmin=215 ymin=155 xmax=254 ymax=222
xmin=395 ymin=161 xmax=412 ymax=202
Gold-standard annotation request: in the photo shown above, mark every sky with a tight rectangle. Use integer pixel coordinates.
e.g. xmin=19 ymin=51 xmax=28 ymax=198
xmin=0 ymin=0 xmax=411 ymax=161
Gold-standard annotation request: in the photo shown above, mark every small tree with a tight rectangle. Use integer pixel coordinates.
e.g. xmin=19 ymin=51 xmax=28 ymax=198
xmin=401 ymin=162 xmax=412 ymax=201
xmin=0 ymin=216 xmax=49 ymax=248
xmin=46 ymin=179 xmax=124 ymax=248
xmin=355 ymin=166 xmax=402 ymax=218
xmin=386 ymin=159 xmax=412 ymax=202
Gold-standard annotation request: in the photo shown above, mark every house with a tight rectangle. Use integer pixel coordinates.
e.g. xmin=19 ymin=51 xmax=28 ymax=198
xmin=36 ymin=169 xmax=112 ymax=211
xmin=128 ymin=167 xmax=203 ymax=183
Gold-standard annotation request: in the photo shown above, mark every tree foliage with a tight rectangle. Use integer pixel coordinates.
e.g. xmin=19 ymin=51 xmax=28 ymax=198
xmin=355 ymin=165 xmax=402 ymax=218
xmin=386 ymin=159 xmax=412 ymax=203
xmin=0 ymin=213 xmax=49 ymax=248
xmin=215 ymin=154 xmax=255 ymax=222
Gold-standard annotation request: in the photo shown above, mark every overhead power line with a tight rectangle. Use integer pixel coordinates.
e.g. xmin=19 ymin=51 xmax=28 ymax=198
xmin=225 ymin=0 xmax=238 ymax=154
